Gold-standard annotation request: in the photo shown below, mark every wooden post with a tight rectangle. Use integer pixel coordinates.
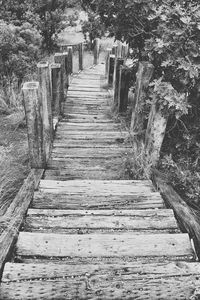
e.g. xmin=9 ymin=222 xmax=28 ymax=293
xmin=121 ymin=43 xmax=129 ymax=59
xmin=54 ymin=53 xmax=65 ymax=99
xmin=63 ymin=52 xmax=69 ymax=89
xmin=112 ymin=45 xmax=118 ymax=58
xmin=67 ymin=46 xmax=73 ymax=74
xmin=105 ymin=48 xmax=112 ymax=78
xmin=22 ymin=82 xmax=45 ymax=168
xmin=94 ymin=38 xmax=100 ymax=65
xmin=130 ymin=62 xmax=154 ymax=134
xmin=145 ymin=103 xmax=168 ymax=166
xmin=108 ymin=54 xmax=115 ymax=86
xmin=113 ymin=58 xmax=124 ymax=107
xmin=117 ymin=40 xmax=122 ymax=58
xmin=51 ymin=63 xmax=62 ymax=117
xmin=37 ymin=61 xmax=53 ymax=162
xmin=78 ymin=43 xmax=83 ymax=71
xmin=118 ymin=66 xmax=131 ymax=113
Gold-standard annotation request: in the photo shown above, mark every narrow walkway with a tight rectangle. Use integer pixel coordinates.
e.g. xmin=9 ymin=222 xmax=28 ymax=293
xmin=1 ymin=64 xmax=200 ymax=300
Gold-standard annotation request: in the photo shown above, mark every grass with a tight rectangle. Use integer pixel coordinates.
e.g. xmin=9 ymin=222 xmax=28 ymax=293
xmin=0 ymin=113 xmax=30 ymax=216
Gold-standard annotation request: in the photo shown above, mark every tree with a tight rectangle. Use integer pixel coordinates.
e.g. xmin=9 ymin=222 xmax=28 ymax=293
xmin=31 ymin=0 xmax=70 ymax=52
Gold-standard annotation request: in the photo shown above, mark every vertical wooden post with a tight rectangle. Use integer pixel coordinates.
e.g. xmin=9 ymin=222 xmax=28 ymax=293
xmin=105 ymin=48 xmax=112 ymax=78
xmin=94 ymin=38 xmax=100 ymax=65
xmin=112 ymin=45 xmax=118 ymax=58
xmin=63 ymin=52 xmax=69 ymax=89
xmin=78 ymin=43 xmax=84 ymax=71
xmin=121 ymin=43 xmax=129 ymax=59
xmin=54 ymin=53 xmax=65 ymax=100
xmin=108 ymin=54 xmax=115 ymax=86
xmin=113 ymin=58 xmax=124 ymax=107
xmin=145 ymin=103 xmax=168 ymax=166
xmin=117 ymin=40 xmax=122 ymax=58
xmin=118 ymin=66 xmax=131 ymax=113
xmin=130 ymin=62 xmax=154 ymax=134
xmin=37 ymin=61 xmax=53 ymax=161
xmin=22 ymin=82 xmax=45 ymax=168
xmin=51 ymin=63 xmax=62 ymax=117
xmin=67 ymin=46 xmax=73 ymax=74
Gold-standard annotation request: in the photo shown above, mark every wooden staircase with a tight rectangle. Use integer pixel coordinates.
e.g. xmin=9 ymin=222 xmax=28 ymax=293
xmin=1 ymin=64 xmax=200 ymax=300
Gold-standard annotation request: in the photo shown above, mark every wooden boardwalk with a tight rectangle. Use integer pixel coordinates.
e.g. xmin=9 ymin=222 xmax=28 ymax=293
xmin=1 ymin=64 xmax=200 ymax=299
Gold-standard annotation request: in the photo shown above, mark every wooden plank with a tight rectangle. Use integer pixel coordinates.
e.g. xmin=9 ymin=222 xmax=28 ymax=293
xmin=51 ymin=147 xmax=129 ymax=158
xmin=153 ymin=168 xmax=200 ymax=260
xmin=39 ymin=179 xmax=155 ymax=194
xmin=0 ymin=172 xmax=35 ymax=273
xmin=1 ymin=261 xmax=200 ymax=300
xmin=47 ymin=157 xmax=124 ymax=172
xmin=32 ymin=191 xmax=164 ymax=210
xmin=56 ymin=131 xmax=128 ymax=138
xmin=52 ymin=141 xmax=130 ymax=148
xmin=62 ymin=114 xmax=113 ymax=122
xmin=16 ymin=232 xmax=194 ymax=259
xmin=24 ymin=208 xmax=179 ymax=233
xmin=44 ymin=169 xmax=127 ymax=180
xmin=57 ymin=122 xmax=121 ymax=131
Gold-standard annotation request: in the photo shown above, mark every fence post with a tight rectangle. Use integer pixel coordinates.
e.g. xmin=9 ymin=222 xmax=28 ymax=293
xmin=22 ymin=82 xmax=45 ymax=168
xmin=37 ymin=61 xmax=53 ymax=161
xmin=130 ymin=62 xmax=154 ymax=134
xmin=67 ymin=46 xmax=73 ymax=74
xmin=105 ymin=48 xmax=112 ymax=78
xmin=63 ymin=52 xmax=69 ymax=89
xmin=94 ymin=38 xmax=100 ymax=65
xmin=108 ymin=54 xmax=115 ymax=86
xmin=112 ymin=45 xmax=118 ymax=58
xmin=54 ymin=53 xmax=65 ymax=100
xmin=78 ymin=43 xmax=83 ymax=71
xmin=118 ymin=66 xmax=131 ymax=113
xmin=117 ymin=40 xmax=122 ymax=58
xmin=113 ymin=58 xmax=124 ymax=107
xmin=51 ymin=63 xmax=62 ymax=117
xmin=145 ymin=103 xmax=168 ymax=166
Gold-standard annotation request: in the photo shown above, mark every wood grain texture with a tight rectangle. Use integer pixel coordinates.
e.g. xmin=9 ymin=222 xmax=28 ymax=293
xmin=0 ymin=172 xmax=35 ymax=273
xmin=24 ymin=208 xmax=179 ymax=233
xmin=16 ymin=232 xmax=194 ymax=258
xmin=1 ymin=262 xmax=200 ymax=300
xmin=32 ymin=191 xmax=164 ymax=210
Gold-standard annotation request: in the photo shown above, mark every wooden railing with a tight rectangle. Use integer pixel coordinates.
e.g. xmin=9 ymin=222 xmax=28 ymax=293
xmin=22 ymin=38 xmax=100 ymax=170
xmin=105 ymin=41 xmax=166 ymax=166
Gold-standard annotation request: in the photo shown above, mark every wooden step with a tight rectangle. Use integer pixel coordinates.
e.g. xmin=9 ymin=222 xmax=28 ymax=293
xmin=15 ymin=232 xmax=194 ymax=260
xmin=32 ymin=179 xmax=163 ymax=209
xmin=32 ymin=190 xmax=163 ymax=210
xmin=1 ymin=261 xmax=200 ymax=300
xmin=51 ymin=147 xmax=129 ymax=159
xmin=63 ymin=114 xmax=113 ymax=122
xmin=23 ymin=209 xmax=179 ymax=234
xmin=57 ymin=122 xmax=121 ymax=131
xmin=39 ymin=180 xmax=155 ymax=194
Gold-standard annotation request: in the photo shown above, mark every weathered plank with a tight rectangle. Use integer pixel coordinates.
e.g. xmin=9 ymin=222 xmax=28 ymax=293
xmin=0 ymin=172 xmax=35 ymax=273
xmin=39 ymin=179 xmax=155 ymax=193
xmin=62 ymin=114 xmax=113 ymax=122
xmin=32 ymin=191 xmax=164 ymax=210
xmin=57 ymin=122 xmax=121 ymax=131
xmin=152 ymin=168 xmax=200 ymax=260
xmin=16 ymin=232 xmax=194 ymax=259
xmin=1 ymin=261 xmax=200 ymax=300
xmin=44 ymin=169 xmax=127 ymax=180
xmin=24 ymin=208 xmax=179 ymax=233
xmin=51 ymin=147 xmax=129 ymax=159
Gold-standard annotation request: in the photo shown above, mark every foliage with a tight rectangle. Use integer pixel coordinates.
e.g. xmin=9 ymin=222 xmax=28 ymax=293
xmin=0 ymin=22 xmax=41 ymax=108
xmin=31 ymin=0 xmax=69 ymax=52
xmin=82 ymin=11 xmax=105 ymax=47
